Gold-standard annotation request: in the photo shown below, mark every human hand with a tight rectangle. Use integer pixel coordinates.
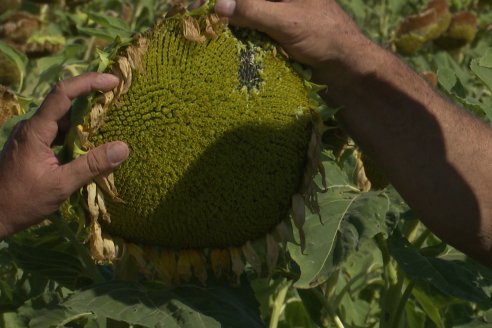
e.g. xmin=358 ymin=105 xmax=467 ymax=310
xmin=0 ymin=73 xmax=129 ymax=239
xmin=215 ymin=0 xmax=371 ymax=82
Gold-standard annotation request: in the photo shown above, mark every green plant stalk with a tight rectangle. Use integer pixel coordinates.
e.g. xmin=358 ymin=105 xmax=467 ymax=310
xmin=375 ymin=233 xmax=401 ymax=328
xmin=413 ymin=228 xmax=432 ymax=249
xmin=390 ymin=279 xmax=416 ymax=328
xmin=378 ymin=0 xmax=390 ymax=43
xmin=269 ymin=280 xmax=291 ymax=328
xmin=312 ymin=288 xmax=345 ymax=328
xmin=401 ymin=219 xmax=420 ymax=242
xmin=50 ymin=212 xmax=104 ymax=283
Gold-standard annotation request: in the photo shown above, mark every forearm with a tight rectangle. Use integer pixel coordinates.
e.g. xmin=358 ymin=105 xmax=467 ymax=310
xmin=0 ymin=217 xmax=10 ymax=240
xmin=317 ymin=39 xmax=492 ymax=264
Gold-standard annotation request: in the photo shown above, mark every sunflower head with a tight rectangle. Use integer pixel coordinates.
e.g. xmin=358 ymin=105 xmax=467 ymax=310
xmin=71 ymin=5 xmax=324 ymax=285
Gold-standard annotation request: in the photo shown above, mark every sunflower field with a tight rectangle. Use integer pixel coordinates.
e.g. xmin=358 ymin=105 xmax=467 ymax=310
xmin=0 ymin=0 xmax=492 ymax=327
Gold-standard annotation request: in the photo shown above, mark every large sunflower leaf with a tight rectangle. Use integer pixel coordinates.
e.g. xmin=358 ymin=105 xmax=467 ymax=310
xmin=390 ymin=231 xmax=492 ymax=306
xmin=7 ymin=224 xmax=94 ymax=290
xmin=58 ymin=280 xmax=264 ymax=328
xmin=289 ymin=154 xmax=399 ymax=289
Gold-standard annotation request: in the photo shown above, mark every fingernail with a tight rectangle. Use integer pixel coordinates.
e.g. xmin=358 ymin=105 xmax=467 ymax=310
xmin=215 ymin=0 xmax=236 ymax=17
xmin=97 ymin=73 xmax=120 ymax=85
xmin=107 ymin=142 xmax=129 ymax=165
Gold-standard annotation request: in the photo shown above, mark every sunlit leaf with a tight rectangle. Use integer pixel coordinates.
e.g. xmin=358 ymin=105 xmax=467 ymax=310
xmin=471 ymin=51 xmax=492 ymax=92
xmin=60 ymin=280 xmax=264 ymax=328
xmin=289 ymin=154 xmax=397 ymax=289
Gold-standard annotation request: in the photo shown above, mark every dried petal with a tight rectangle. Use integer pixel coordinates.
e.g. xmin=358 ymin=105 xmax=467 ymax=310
xmin=275 ymin=221 xmax=292 ymax=247
xmin=150 ymin=249 xmax=176 ymax=284
xmin=126 ymin=37 xmax=148 ymax=72
xmin=87 ymin=183 xmax=99 ymax=220
xmin=242 ymin=241 xmax=261 ymax=275
xmin=95 ymin=174 xmax=123 ymax=203
xmin=292 ymin=194 xmax=306 ymax=251
xmin=182 ymin=16 xmax=206 ymax=43
xmin=188 ymin=250 xmax=207 ymax=285
xmin=101 ymin=233 xmax=119 ymax=261
xmin=210 ymin=248 xmax=231 ymax=278
xmin=230 ymin=247 xmax=244 ymax=285
xmin=177 ymin=250 xmax=193 ymax=283
xmin=128 ymin=243 xmax=151 ymax=278
xmin=76 ymin=125 xmax=90 ymax=150
xmin=89 ymin=218 xmax=105 ymax=262
xmin=96 ymin=189 xmax=110 ymax=223
xmin=355 ymin=150 xmax=371 ymax=192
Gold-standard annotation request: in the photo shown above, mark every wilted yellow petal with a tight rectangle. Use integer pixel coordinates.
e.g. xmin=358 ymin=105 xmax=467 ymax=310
xmin=230 ymin=247 xmax=244 ymax=285
xmin=188 ymin=250 xmax=207 ymax=285
xmin=210 ymin=248 xmax=231 ymax=278
xmin=128 ymin=244 xmax=151 ymax=279
xmin=147 ymin=249 xmax=176 ymax=284
xmin=177 ymin=250 xmax=193 ymax=283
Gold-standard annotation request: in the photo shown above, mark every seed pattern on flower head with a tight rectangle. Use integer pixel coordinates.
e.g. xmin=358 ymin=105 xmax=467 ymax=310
xmin=77 ymin=10 xmax=325 ymax=284
xmin=88 ymin=17 xmax=314 ymax=249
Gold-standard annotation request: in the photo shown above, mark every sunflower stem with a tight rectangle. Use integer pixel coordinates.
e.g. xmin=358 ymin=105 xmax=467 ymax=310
xmin=51 ymin=212 xmax=104 ymax=283
xmin=269 ymin=280 xmax=291 ymax=328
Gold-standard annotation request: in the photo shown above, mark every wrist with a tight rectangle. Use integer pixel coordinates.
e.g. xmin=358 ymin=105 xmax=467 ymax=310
xmin=0 ymin=189 xmax=14 ymax=240
xmin=0 ymin=212 xmax=12 ymax=240
xmin=312 ymin=36 xmax=387 ymax=92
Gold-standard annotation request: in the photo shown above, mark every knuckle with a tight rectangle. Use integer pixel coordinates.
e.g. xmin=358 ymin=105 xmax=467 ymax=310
xmin=14 ymin=120 xmax=32 ymax=142
xmin=51 ymin=80 xmax=67 ymax=97
xmin=86 ymin=150 xmax=105 ymax=176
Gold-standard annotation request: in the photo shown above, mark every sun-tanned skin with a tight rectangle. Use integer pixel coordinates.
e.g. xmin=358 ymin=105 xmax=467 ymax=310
xmin=0 ymin=73 xmax=129 ymax=239
xmin=1 ymin=0 xmax=491 ymax=268
xmin=215 ymin=0 xmax=492 ymax=266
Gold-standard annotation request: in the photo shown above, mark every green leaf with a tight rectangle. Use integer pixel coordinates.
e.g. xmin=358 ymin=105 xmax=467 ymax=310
xmin=471 ymin=53 xmax=492 ymax=92
xmin=411 ymin=284 xmax=445 ymax=328
xmin=390 ymin=232 xmax=492 ymax=306
xmin=0 ymin=110 xmax=36 ymax=151
xmin=289 ymin=154 xmax=395 ymax=289
xmin=7 ymin=225 xmax=94 ymax=290
xmin=1 ymin=312 xmax=24 ymax=328
xmin=60 ymin=280 xmax=264 ymax=328
xmin=339 ymin=0 xmax=368 ymax=21
xmin=86 ymin=11 xmax=131 ymax=32
xmin=0 ymin=41 xmax=28 ymax=89
xmin=297 ymin=289 xmax=325 ymax=327
xmin=404 ymin=299 xmax=427 ymax=328
xmin=77 ymin=26 xmax=132 ymax=42
xmin=437 ymin=67 xmax=459 ymax=93
xmin=28 ymin=306 xmax=93 ymax=328
xmin=479 ymin=49 xmax=492 ymax=68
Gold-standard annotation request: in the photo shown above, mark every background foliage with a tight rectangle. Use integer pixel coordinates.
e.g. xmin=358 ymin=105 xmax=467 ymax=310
xmin=0 ymin=0 xmax=491 ymax=327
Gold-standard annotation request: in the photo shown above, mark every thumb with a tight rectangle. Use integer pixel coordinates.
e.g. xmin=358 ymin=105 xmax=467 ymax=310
xmin=215 ymin=0 xmax=286 ymax=35
xmin=60 ymin=141 xmax=129 ymax=192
